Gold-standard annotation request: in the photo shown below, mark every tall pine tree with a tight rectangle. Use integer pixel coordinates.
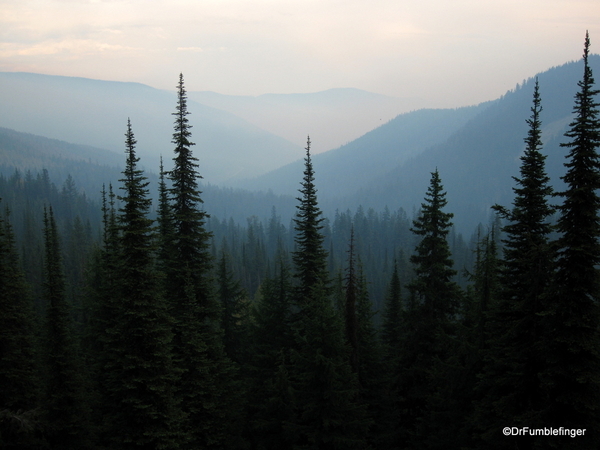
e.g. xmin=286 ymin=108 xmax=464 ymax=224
xmin=101 ymin=119 xmax=182 ymax=449
xmin=543 ymin=32 xmax=600 ymax=448
xmin=288 ymin=137 xmax=368 ymax=449
xmin=165 ymin=74 xmax=240 ymax=449
xmin=399 ymin=169 xmax=462 ymax=448
xmin=476 ymin=80 xmax=555 ymax=448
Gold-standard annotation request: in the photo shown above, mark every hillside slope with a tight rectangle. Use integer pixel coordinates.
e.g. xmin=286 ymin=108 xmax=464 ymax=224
xmin=351 ymin=56 xmax=600 ymax=230
xmin=0 ymin=72 xmax=302 ymax=184
xmin=243 ymin=56 xmax=600 ymax=231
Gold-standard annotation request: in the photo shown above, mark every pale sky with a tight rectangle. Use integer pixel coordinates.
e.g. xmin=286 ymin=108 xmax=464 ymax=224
xmin=1 ymin=0 xmax=599 ymax=108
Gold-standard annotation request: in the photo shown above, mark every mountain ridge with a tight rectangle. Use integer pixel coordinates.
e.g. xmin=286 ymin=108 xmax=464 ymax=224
xmin=0 ymin=71 xmax=303 ymax=184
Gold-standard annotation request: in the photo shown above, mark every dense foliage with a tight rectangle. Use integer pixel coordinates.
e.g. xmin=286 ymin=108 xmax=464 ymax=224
xmin=2 ymin=34 xmax=600 ymax=449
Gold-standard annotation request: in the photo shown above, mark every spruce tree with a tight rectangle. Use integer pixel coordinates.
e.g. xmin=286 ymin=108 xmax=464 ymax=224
xmin=288 ymin=137 xmax=368 ymax=449
xmin=408 ymin=169 xmax=460 ymax=320
xmin=475 ymin=80 xmax=555 ymax=448
xmin=42 ymin=206 xmax=90 ymax=449
xmin=100 ymin=119 xmax=182 ymax=449
xmin=165 ymin=74 xmax=239 ymax=449
xmin=543 ymin=32 xmax=600 ymax=447
xmin=292 ymin=137 xmax=329 ymax=303
xmin=398 ymin=169 xmax=462 ymax=448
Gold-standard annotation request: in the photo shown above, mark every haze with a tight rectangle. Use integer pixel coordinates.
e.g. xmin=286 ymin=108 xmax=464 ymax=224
xmin=2 ymin=0 xmax=598 ymax=106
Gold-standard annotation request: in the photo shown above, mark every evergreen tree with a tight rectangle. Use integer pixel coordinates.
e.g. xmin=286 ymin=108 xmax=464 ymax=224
xmin=100 ymin=119 xmax=183 ymax=449
xmin=475 ymin=79 xmax=555 ymax=448
xmin=167 ymin=73 xmax=212 ymax=293
xmin=543 ymin=32 xmax=600 ymax=447
xmin=288 ymin=137 xmax=368 ymax=449
xmin=0 ymin=206 xmax=41 ymax=448
xmin=292 ymin=137 xmax=329 ymax=303
xmin=165 ymin=74 xmax=240 ymax=449
xmin=42 ymin=206 xmax=90 ymax=449
xmin=408 ymin=169 xmax=461 ymax=320
xmin=398 ymin=169 xmax=462 ymax=448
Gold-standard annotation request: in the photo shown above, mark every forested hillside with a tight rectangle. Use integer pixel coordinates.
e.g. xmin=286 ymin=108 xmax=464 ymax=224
xmin=247 ymin=55 xmax=600 ymax=231
xmin=2 ymin=35 xmax=600 ymax=449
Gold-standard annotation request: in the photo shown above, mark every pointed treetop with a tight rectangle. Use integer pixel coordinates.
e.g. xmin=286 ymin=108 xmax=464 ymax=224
xmin=172 ymin=73 xmax=194 ymax=149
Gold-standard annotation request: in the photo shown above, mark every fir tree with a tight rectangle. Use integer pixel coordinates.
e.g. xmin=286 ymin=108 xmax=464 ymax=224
xmin=165 ymin=74 xmax=240 ymax=449
xmin=292 ymin=137 xmax=329 ymax=303
xmin=398 ymin=169 xmax=462 ymax=448
xmin=408 ymin=169 xmax=461 ymax=320
xmin=475 ymin=80 xmax=555 ymax=448
xmin=100 ymin=119 xmax=183 ymax=449
xmin=167 ymin=73 xmax=212 ymax=291
xmin=543 ymin=32 xmax=600 ymax=447
xmin=288 ymin=137 xmax=368 ymax=449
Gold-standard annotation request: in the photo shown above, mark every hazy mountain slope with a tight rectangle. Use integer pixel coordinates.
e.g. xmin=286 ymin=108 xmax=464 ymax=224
xmin=0 ymin=126 xmax=297 ymax=225
xmin=0 ymin=72 xmax=302 ymax=184
xmin=188 ymin=88 xmax=422 ymax=153
xmin=0 ymin=127 xmax=124 ymax=196
xmin=349 ymin=56 xmax=600 ymax=231
xmin=240 ymin=102 xmax=492 ymax=197
xmin=240 ymin=56 xmax=600 ymax=232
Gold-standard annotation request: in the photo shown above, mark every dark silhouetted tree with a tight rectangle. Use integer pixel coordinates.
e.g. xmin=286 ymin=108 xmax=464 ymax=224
xmin=399 ymin=169 xmax=462 ymax=448
xmin=287 ymin=137 xmax=368 ymax=449
xmin=101 ymin=119 xmax=183 ymax=449
xmin=543 ymin=32 xmax=600 ymax=447
xmin=475 ymin=79 xmax=555 ymax=448
xmin=165 ymin=74 xmax=240 ymax=449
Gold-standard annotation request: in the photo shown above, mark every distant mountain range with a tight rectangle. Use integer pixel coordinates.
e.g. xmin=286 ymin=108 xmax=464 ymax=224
xmin=0 ymin=72 xmax=302 ymax=184
xmin=0 ymin=72 xmax=415 ymax=184
xmin=188 ymin=88 xmax=421 ymax=152
xmin=244 ymin=55 xmax=600 ymax=231
xmin=1 ymin=55 xmax=599 ymax=232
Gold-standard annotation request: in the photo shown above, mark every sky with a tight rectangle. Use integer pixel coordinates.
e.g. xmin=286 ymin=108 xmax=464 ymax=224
xmin=1 ymin=0 xmax=600 ymax=108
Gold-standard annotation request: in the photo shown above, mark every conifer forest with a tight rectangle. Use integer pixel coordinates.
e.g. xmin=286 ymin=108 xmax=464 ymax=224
xmin=3 ymin=34 xmax=600 ymax=449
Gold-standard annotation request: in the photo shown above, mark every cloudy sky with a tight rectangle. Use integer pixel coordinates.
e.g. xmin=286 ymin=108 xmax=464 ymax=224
xmin=1 ymin=0 xmax=599 ymax=108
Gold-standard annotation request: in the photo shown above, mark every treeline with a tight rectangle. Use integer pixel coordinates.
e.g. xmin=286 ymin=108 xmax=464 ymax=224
xmin=2 ymin=34 xmax=600 ymax=450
